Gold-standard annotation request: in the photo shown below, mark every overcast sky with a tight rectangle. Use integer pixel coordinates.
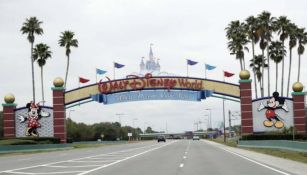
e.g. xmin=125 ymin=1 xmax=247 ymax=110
xmin=1 ymin=0 xmax=306 ymax=132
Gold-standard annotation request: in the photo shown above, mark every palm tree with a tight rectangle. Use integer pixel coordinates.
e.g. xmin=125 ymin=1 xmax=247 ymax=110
xmin=286 ymin=23 xmax=298 ymax=96
xmin=296 ymin=28 xmax=307 ymax=82
xmin=273 ymin=16 xmax=290 ymax=96
xmin=226 ymin=20 xmax=249 ymax=70
xmin=33 ymin=43 xmax=52 ymax=105
xmin=245 ymin=16 xmax=260 ymax=98
xmin=250 ymin=55 xmax=268 ymax=92
xmin=258 ymin=37 xmax=267 ymax=97
xmin=269 ymin=41 xmax=286 ymax=91
xmin=20 ymin=17 xmax=43 ymax=102
xmin=59 ymin=31 xmax=78 ymax=89
xmin=258 ymin=11 xmax=275 ymax=96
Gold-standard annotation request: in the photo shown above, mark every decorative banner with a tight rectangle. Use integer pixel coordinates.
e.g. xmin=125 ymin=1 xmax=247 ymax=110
xmin=91 ymin=90 xmax=214 ymax=104
xmin=252 ymin=92 xmax=294 ymax=132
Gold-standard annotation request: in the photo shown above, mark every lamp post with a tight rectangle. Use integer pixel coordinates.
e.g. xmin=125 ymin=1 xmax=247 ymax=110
xmin=68 ymin=110 xmax=75 ymax=118
xmin=115 ymin=113 xmax=125 ymax=126
xmin=132 ymin=118 xmax=138 ymax=140
xmin=205 ymin=109 xmax=212 ymax=130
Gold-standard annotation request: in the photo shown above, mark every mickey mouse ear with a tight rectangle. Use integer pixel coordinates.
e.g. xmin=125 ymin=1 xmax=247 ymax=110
xmin=273 ymin=92 xmax=279 ymax=98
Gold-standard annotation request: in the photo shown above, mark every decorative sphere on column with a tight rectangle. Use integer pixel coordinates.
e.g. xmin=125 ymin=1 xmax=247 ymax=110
xmin=53 ymin=77 xmax=64 ymax=87
xmin=239 ymin=70 xmax=250 ymax=80
xmin=4 ymin=93 xmax=15 ymax=104
xmin=292 ymin=82 xmax=304 ymax=92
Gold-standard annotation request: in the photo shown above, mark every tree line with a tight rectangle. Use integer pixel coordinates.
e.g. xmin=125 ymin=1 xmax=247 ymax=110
xmin=226 ymin=11 xmax=307 ymax=98
xmin=0 ymin=112 xmax=162 ymax=141
xmin=21 ymin=17 xmax=78 ymax=103
xmin=66 ymin=118 xmax=144 ymax=141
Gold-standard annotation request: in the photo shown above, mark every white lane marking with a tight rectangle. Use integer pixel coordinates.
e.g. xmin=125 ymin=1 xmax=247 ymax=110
xmin=183 ymin=156 xmax=187 ymax=159
xmin=5 ymin=171 xmax=84 ymax=174
xmin=1 ymin=142 xmax=160 ymax=173
xmin=17 ymin=158 xmax=31 ymax=161
xmin=45 ymin=165 xmax=101 ymax=168
xmin=70 ymin=160 xmax=114 ymax=163
xmin=87 ymin=157 xmax=126 ymax=160
xmin=77 ymin=141 xmax=177 ymax=175
xmin=202 ymin=140 xmax=291 ymax=175
xmin=179 ymin=163 xmax=184 ymax=168
xmin=221 ymin=148 xmax=291 ymax=175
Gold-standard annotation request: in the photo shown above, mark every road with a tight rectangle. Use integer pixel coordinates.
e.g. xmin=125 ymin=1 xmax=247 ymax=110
xmin=0 ymin=140 xmax=295 ymax=175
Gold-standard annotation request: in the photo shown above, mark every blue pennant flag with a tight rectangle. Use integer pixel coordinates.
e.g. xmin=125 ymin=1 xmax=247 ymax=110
xmin=96 ymin=68 xmax=107 ymax=75
xmin=187 ymin=59 xmax=198 ymax=65
xmin=114 ymin=62 xmax=125 ymax=69
xmin=205 ymin=64 xmax=216 ymax=70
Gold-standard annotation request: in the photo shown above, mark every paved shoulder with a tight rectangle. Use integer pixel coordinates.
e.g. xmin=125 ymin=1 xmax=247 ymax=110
xmin=202 ymin=140 xmax=306 ymax=175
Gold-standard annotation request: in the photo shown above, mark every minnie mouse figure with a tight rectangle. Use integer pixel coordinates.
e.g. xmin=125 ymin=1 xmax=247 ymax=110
xmin=18 ymin=101 xmax=50 ymax=137
xmin=258 ymin=92 xmax=288 ymax=129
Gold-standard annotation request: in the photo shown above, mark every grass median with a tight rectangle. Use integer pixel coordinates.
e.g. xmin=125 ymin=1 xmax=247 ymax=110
xmin=209 ymin=137 xmax=307 ymax=164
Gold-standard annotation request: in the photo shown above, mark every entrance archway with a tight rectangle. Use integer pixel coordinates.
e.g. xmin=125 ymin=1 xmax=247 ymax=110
xmin=2 ymin=70 xmax=305 ymax=143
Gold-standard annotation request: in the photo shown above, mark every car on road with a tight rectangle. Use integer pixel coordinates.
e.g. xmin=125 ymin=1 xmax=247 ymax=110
xmin=157 ymin=135 xmax=166 ymax=142
xmin=193 ymin=136 xmax=200 ymax=140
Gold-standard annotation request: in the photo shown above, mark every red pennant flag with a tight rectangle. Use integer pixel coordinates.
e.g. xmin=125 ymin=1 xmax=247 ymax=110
xmin=79 ymin=77 xmax=90 ymax=83
xmin=224 ymin=71 xmax=235 ymax=77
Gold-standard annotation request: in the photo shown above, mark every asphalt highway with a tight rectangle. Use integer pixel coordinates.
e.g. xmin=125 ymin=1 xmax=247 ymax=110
xmin=0 ymin=140 xmax=295 ymax=175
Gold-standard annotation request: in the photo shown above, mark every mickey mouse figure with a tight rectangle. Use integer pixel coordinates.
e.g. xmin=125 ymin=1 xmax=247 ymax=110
xmin=18 ymin=101 xmax=50 ymax=137
xmin=258 ymin=92 xmax=288 ymax=129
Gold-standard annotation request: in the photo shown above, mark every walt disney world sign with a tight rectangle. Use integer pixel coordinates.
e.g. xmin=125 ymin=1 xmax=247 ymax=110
xmin=92 ymin=74 xmax=212 ymax=104
xmin=64 ymin=74 xmax=240 ymax=106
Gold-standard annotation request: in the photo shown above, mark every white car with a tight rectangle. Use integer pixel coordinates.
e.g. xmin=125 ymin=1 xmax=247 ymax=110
xmin=192 ymin=136 xmax=200 ymax=140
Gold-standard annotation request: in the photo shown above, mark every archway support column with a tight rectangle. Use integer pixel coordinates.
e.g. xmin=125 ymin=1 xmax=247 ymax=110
xmin=2 ymin=94 xmax=17 ymax=138
xmin=52 ymin=84 xmax=66 ymax=143
xmin=2 ymin=103 xmax=16 ymax=138
xmin=239 ymin=78 xmax=253 ymax=135
xmin=292 ymin=92 xmax=306 ymax=133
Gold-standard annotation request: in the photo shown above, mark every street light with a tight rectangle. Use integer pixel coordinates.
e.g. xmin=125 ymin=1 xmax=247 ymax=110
xmin=115 ymin=113 xmax=125 ymax=126
xmin=132 ymin=118 xmax=138 ymax=141
xmin=205 ymin=109 xmax=212 ymax=130
xmin=68 ymin=110 xmax=75 ymax=118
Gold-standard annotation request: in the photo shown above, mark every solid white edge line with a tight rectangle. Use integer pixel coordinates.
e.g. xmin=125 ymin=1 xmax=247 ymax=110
xmin=4 ymin=171 xmax=84 ymax=174
xmin=202 ymin=140 xmax=291 ymax=175
xmin=77 ymin=141 xmax=177 ymax=175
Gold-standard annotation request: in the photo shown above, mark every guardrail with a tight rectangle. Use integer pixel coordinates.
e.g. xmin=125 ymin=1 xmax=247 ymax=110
xmin=238 ymin=140 xmax=307 ymax=152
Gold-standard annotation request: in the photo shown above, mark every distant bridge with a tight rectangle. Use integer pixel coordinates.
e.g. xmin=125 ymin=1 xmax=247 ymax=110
xmin=139 ymin=131 xmax=217 ymax=139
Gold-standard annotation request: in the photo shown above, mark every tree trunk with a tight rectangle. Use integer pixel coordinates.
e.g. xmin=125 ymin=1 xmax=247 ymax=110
xmin=30 ymin=42 xmax=36 ymax=102
xmin=298 ymin=54 xmax=301 ymax=82
xmin=252 ymin=41 xmax=258 ymax=98
xmin=286 ymin=49 xmax=292 ymax=97
xmin=41 ymin=66 xmax=45 ymax=106
xmin=267 ymin=42 xmax=270 ymax=96
xmin=239 ymin=58 xmax=243 ymax=71
xmin=64 ymin=55 xmax=70 ymax=89
xmin=261 ymin=49 xmax=265 ymax=97
xmin=275 ymin=62 xmax=278 ymax=92
xmin=281 ymin=40 xmax=285 ymax=96
xmin=242 ymin=56 xmax=246 ymax=70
